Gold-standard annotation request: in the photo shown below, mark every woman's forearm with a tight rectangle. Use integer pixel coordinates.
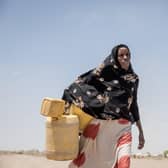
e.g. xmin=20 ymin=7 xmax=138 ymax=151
xmin=136 ymin=120 xmax=144 ymax=133
xmin=136 ymin=119 xmax=145 ymax=149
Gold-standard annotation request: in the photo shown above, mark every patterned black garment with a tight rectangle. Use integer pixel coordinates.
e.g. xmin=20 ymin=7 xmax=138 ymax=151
xmin=62 ymin=44 xmax=140 ymax=122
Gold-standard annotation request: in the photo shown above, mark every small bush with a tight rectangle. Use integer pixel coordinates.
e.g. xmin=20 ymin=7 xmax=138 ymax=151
xmin=163 ymin=150 xmax=168 ymax=158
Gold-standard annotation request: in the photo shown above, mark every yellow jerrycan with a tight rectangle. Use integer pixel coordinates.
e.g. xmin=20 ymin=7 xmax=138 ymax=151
xmin=41 ymin=97 xmax=65 ymax=117
xmin=45 ymin=115 xmax=79 ymax=160
xmin=70 ymin=104 xmax=94 ymax=132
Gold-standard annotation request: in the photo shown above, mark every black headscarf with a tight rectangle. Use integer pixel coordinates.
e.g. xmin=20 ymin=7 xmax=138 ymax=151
xmin=102 ymin=44 xmax=133 ymax=74
xmin=62 ymin=44 xmax=139 ymax=122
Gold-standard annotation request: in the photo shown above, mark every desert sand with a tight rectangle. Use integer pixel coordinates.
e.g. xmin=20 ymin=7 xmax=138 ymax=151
xmin=0 ymin=154 xmax=168 ymax=168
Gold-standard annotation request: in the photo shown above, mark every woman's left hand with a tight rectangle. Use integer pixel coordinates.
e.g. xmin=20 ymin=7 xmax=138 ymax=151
xmin=138 ymin=132 xmax=145 ymax=149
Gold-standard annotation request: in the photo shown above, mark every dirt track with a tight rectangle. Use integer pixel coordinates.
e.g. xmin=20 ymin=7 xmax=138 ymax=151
xmin=0 ymin=154 xmax=168 ymax=168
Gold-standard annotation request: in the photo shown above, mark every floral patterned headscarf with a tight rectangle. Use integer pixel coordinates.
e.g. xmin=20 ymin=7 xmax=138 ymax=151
xmin=62 ymin=44 xmax=139 ymax=121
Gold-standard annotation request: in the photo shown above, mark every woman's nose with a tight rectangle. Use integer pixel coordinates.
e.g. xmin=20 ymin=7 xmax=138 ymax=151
xmin=123 ymin=55 xmax=128 ymax=59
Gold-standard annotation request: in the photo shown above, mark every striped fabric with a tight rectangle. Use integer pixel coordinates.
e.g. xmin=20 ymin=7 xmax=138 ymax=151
xmin=69 ymin=118 xmax=132 ymax=168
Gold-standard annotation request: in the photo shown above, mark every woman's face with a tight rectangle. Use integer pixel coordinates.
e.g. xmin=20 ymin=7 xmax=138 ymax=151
xmin=117 ymin=47 xmax=130 ymax=70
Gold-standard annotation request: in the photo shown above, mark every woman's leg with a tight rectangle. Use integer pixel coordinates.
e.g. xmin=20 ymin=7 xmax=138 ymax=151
xmin=115 ymin=131 xmax=132 ymax=168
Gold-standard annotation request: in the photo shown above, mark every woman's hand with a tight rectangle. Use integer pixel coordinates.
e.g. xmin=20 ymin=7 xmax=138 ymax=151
xmin=138 ymin=132 xmax=145 ymax=149
xmin=136 ymin=120 xmax=145 ymax=150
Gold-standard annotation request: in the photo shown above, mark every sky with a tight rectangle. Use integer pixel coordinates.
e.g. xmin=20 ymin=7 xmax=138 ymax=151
xmin=0 ymin=0 xmax=168 ymax=154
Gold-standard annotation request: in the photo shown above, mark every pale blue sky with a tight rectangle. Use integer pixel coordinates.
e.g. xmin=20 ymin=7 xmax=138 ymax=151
xmin=0 ymin=0 xmax=168 ymax=154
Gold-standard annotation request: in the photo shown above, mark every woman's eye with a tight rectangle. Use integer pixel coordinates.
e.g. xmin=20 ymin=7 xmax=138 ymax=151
xmin=118 ymin=53 xmax=129 ymax=58
xmin=118 ymin=54 xmax=123 ymax=57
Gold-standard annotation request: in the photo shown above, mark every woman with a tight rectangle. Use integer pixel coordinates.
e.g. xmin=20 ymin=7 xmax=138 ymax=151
xmin=62 ymin=44 xmax=145 ymax=168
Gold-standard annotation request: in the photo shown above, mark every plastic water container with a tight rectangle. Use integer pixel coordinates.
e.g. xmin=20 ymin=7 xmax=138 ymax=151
xmin=45 ymin=115 xmax=79 ymax=160
xmin=70 ymin=104 xmax=93 ymax=132
xmin=41 ymin=97 xmax=65 ymax=117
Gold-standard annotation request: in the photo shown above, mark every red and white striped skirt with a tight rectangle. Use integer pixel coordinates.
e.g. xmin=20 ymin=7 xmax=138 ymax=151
xmin=69 ymin=118 xmax=132 ymax=168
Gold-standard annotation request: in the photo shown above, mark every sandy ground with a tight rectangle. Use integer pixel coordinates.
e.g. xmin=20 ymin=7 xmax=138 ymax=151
xmin=0 ymin=154 xmax=168 ymax=168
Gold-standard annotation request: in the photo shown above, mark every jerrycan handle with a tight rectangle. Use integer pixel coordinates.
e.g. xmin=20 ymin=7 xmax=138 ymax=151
xmin=64 ymin=101 xmax=72 ymax=115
